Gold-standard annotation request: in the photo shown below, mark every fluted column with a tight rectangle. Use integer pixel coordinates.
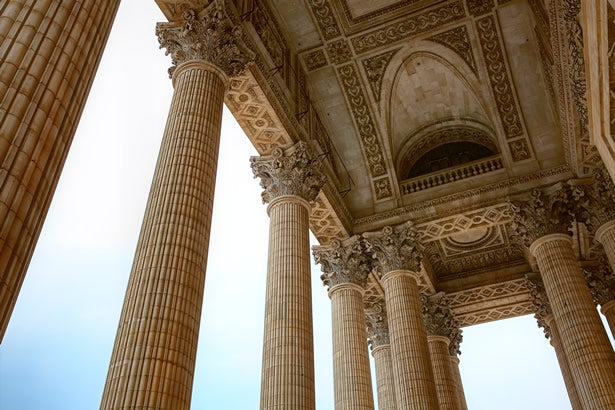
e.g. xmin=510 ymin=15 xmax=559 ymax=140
xmin=314 ymin=236 xmax=374 ymax=410
xmin=448 ymin=356 xmax=468 ymax=410
xmin=0 ymin=0 xmax=120 ymax=342
xmin=100 ymin=4 xmax=252 ymax=409
xmin=364 ymin=223 xmax=439 ymax=410
xmin=422 ymin=292 xmax=461 ymax=410
xmin=366 ymin=301 xmax=396 ymax=410
xmin=583 ymin=259 xmax=615 ymax=337
xmin=526 ymin=273 xmax=581 ymax=410
xmin=513 ymin=186 xmax=615 ymax=408
xmin=252 ymin=141 xmax=325 ymax=410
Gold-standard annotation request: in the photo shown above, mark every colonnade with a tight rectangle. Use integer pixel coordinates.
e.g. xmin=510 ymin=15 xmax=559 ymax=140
xmin=2 ymin=1 xmax=615 ymax=410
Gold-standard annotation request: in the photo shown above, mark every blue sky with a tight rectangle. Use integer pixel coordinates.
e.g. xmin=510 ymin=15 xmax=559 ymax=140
xmin=1 ymin=2 xmax=612 ymax=409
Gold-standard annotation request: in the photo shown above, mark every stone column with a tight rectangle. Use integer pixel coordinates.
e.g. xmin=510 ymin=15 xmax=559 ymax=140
xmin=366 ymin=301 xmax=396 ymax=410
xmin=251 ymin=141 xmax=325 ymax=410
xmin=421 ymin=292 xmax=462 ymax=410
xmin=512 ymin=187 xmax=615 ymax=409
xmin=526 ymin=273 xmax=582 ymax=410
xmin=313 ymin=236 xmax=374 ymax=410
xmin=0 ymin=0 xmax=120 ymax=342
xmin=448 ymin=356 xmax=468 ymax=410
xmin=100 ymin=5 xmax=252 ymax=409
xmin=583 ymin=259 xmax=615 ymax=337
xmin=364 ymin=222 xmax=439 ymax=410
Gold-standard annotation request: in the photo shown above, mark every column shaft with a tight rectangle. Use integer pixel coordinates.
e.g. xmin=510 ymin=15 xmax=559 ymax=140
xmin=601 ymin=300 xmax=615 ymax=338
xmin=260 ymin=196 xmax=315 ymax=409
xmin=0 ymin=0 xmax=120 ymax=342
xmin=449 ymin=356 xmax=468 ymax=410
xmin=100 ymin=62 xmax=226 ymax=410
xmin=596 ymin=221 xmax=615 ymax=274
xmin=531 ymin=234 xmax=615 ymax=408
xmin=382 ymin=271 xmax=439 ymax=409
xmin=372 ymin=345 xmax=396 ymax=410
xmin=330 ymin=284 xmax=374 ymax=410
xmin=428 ymin=336 xmax=458 ymax=410
xmin=546 ymin=316 xmax=582 ymax=410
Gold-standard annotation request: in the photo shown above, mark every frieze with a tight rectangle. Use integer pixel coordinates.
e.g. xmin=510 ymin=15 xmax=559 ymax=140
xmin=361 ymin=48 xmax=399 ymax=102
xmin=456 ymin=301 xmax=535 ymax=327
xmin=466 ymin=0 xmax=494 ymax=18
xmin=508 ymin=139 xmax=531 ymax=162
xmin=350 ymin=1 xmax=466 ymax=55
xmin=426 ymin=25 xmax=477 ymax=73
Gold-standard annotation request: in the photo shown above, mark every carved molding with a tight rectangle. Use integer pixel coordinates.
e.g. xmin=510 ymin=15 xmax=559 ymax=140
xmin=363 ymin=221 xmax=424 ymax=273
xmin=307 ymin=0 xmax=342 ymax=41
xmin=313 ymin=235 xmax=372 ymax=288
xmin=350 ymin=1 xmax=466 ymax=55
xmin=250 ymin=141 xmax=326 ymax=203
xmin=156 ymin=2 xmax=254 ymax=77
xmin=466 ymin=0 xmax=494 ymax=17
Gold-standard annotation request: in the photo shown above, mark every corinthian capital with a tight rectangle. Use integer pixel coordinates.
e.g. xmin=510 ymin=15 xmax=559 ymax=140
xmin=526 ymin=273 xmax=552 ymax=339
xmin=363 ymin=221 xmax=423 ymax=273
xmin=156 ymin=0 xmax=254 ymax=78
xmin=313 ymin=235 xmax=372 ymax=289
xmin=509 ymin=185 xmax=574 ymax=247
xmin=583 ymin=257 xmax=615 ymax=306
xmin=573 ymin=163 xmax=615 ymax=233
xmin=366 ymin=300 xmax=390 ymax=349
xmin=250 ymin=141 xmax=326 ymax=204
xmin=420 ymin=292 xmax=462 ymax=352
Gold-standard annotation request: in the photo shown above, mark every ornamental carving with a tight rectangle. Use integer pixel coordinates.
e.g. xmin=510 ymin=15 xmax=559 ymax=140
xmin=466 ymin=0 xmax=494 ymax=17
xmin=475 ymin=15 xmax=526 ymax=147
xmin=326 ymin=39 xmax=352 ymax=65
xmin=250 ymin=141 xmax=326 ymax=203
xmin=563 ymin=0 xmax=588 ymax=129
xmin=304 ymin=49 xmax=328 ymax=71
xmin=573 ymin=163 xmax=615 ymax=232
xmin=313 ymin=235 xmax=372 ymax=289
xmin=361 ymin=48 xmax=399 ymax=102
xmin=427 ymin=25 xmax=477 ymax=73
xmin=365 ymin=300 xmax=390 ymax=348
xmin=350 ymin=1 xmax=466 ymax=55
xmin=509 ymin=186 xmax=574 ymax=247
xmin=421 ymin=292 xmax=463 ymax=352
xmin=363 ymin=221 xmax=424 ymax=273
xmin=307 ymin=0 xmax=342 ymax=40
xmin=156 ymin=2 xmax=254 ymax=77
xmin=526 ymin=273 xmax=552 ymax=339
xmin=583 ymin=258 xmax=615 ymax=306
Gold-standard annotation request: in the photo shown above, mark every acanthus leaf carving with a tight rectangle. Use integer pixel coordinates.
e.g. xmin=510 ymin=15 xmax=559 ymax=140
xmin=363 ymin=221 xmax=424 ymax=273
xmin=420 ymin=292 xmax=463 ymax=354
xmin=573 ymin=162 xmax=615 ymax=232
xmin=365 ymin=300 xmax=390 ymax=349
xmin=583 ymin=257 xmax=615 ymax=306
xmin=250 ymin=141 xmax=326 ymax=203
xmin=509 ymin=185 xmax=574 ymax=247
xmin=526 ymin=273 xmax=552 ymax=339
xmin=313 ymin=235 xmax=372 ymax=289
xmin=156 ymin=1 xmax=254 ymax=78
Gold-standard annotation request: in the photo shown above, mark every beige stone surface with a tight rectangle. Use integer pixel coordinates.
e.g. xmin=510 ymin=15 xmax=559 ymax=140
xmin=530 ymin=234 xmax=615 ymax=409
xmin=259 ymin=196 xmax=315 ymax=410
xmin=100 ymin=61 xmax=226 ymax=410
xmin=449 ymin=356 xmax=468 ymax=410
xmin=382 ymin=270 xmax=438 ymax=410
xmin=371 ymin=345 xmax=396 ymax=410
xmin=427 ymin=335 xmax=458 ymax=410
xmin=601 ymin=300 xmax=615 ymax=339
xmin=0 ymin=0 xmax=120 ymax=342
xmin=545 ymin=314 xmax=582 ymax=410
xmin=329 ymin=283 xmax=374 ymax=410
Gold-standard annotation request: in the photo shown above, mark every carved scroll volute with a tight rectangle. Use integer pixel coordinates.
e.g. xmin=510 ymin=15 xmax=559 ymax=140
xmin=313 ymin=235 xmax=372 ymax=289
xmin=156 ymin=0 xmax=254 ymax=78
